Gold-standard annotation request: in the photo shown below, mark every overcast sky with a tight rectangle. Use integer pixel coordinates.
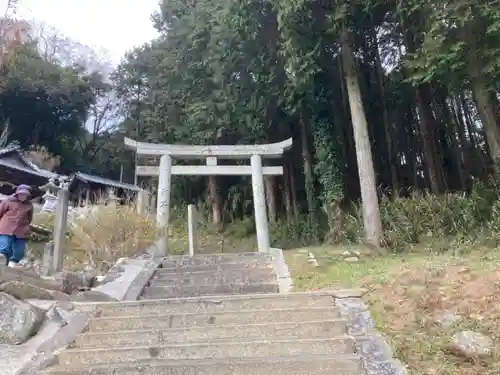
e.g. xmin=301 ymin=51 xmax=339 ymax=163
xmin=1 ymin=0 xmax=160 ymax=64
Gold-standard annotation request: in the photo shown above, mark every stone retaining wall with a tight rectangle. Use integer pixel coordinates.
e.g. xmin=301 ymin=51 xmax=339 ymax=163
xmin=335 ymin=296 xmax=407 ymax=375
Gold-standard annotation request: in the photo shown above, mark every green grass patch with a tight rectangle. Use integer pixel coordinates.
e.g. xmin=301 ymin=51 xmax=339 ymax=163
xmin=287 ymin=246 xmax=500 ymax=375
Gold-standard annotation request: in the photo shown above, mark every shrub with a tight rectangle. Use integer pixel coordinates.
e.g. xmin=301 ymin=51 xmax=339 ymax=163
xmin=270 ymin=216 xmax=324 ymax=249
xmin=378 ymin=191 xmax=488 ymax=251
xmin=321 ymin=179 xmax=500 ymax=253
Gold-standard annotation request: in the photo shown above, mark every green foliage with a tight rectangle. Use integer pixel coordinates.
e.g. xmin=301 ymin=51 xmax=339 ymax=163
xmin=6 ymin=0 xmax=500 ymax=257
xmin=0 ymin=46 xmax=93 ymax=157
xmin=312 ymin=118 xmax=344 ymax=206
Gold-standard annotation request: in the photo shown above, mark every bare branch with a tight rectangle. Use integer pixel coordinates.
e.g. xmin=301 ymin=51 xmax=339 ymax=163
xmin=29 ymin=20 xmax=114 ymax=77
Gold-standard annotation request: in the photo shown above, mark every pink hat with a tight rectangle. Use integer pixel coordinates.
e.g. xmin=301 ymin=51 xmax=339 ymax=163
xmin=15 ymin=184 xmax=31 ymax=196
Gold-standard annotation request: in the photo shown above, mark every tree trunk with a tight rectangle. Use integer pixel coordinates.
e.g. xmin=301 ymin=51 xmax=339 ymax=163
xmin=415 ymin=85 xmax=445 ymax=193
xmin=470 ymin=78 xmax=500 ymax=159
xmin=208 ymin=176 xmax=222 ymax=225
xmin=461 ymin=94 xmax=479 ymax=148
xmin=341 ymin=27 xmax=384 ymax=251
xmin=490 ymin=91 xmax=500 ymax=127
xmin=288 ymin=162 xmax=299 ymax=220
xmin=452 ymin=95 xmax=470 ymax=151
xmin=399 ymin=13 xmax=445 ymax=193
xmin=450 ymin=96 xmax=471 ymax=188
xmin=462 ymin=24 xmax=500 ymax=159
xmin=338 ymin=57 xmax=359 ymax=200
xmin=456 ymin=94 xmax=486 ymax=178
xmin=283 ymin=163 xmax=294 ymax=219
xmin=265 ymin=176 xmax=277 ymax=223
xmin=300 ymin=116 xmax=317 ymax=217
xmin=372 ymin=26 xmax=397 ymax=193
xmin=445 ymin=102 xmax=467 ymax=190
xmin=409 ymin=121 xmax=420 ymax=191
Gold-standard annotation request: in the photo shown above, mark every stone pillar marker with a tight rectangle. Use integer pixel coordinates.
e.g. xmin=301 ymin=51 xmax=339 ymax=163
xmin=156 ymin=154 xmax=172 ymax=255
xmin=187 ymin=204 xmax=198 ymax=256
xmin=251 ymin=154 xmax=270 ymax=252
xmin=137 ymin=189 xmax=150 ymax=215
xmin=124 ymin=137 xmax=293 ymax=255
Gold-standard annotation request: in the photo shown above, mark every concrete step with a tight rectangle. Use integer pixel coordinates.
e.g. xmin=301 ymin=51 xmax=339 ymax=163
xmin=141 ymin=282 xmax=279 ymax=298
xmin=91 ymin=293 xmax=336 ymax=317
xmin=161 ymin=253 xmax=274 ymax=267
xmin=151 ymin=268 xmax=277 ymax=285
xmin=58 ymin=337 xmax=356 ymax=366
xmin=76 ymin=319 xmax=349 ymax=348
xmin=87 ymin=307 xmax=341 ymax=332
xmin=158 ymin=261 xmax=272 ymax=273
xmin=45 ymin=355 xmax=365 ymax=375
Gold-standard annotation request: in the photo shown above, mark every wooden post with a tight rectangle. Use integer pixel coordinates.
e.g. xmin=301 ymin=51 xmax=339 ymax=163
xmin=85 ymin=188 xmax=90 ymax=206
xmin=187 ymin=204 xmax=198 ymax=256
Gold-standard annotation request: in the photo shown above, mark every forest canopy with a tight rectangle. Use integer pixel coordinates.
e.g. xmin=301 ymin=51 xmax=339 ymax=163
xmin=4 ymin=0 xmax=500 ymax=250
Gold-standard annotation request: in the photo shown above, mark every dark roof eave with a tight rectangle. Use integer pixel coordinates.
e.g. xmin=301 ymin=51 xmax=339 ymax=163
xmin=68 ymin=172 xmax=140 ymax=193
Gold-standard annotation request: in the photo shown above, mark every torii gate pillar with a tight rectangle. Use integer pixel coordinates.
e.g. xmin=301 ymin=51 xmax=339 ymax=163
xmin=156 ymin=154 xmax=172 ymax=253
xmin=250 ymin=154 xmax=270 ymax=252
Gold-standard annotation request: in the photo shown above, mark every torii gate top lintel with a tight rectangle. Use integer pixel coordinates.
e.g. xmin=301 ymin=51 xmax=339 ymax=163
xmin=124 ymin=137 xmax=292 ymax=159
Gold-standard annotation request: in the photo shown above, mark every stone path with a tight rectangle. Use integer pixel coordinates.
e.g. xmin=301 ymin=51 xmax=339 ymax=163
xmin=33 ymin=251 xmax=405 ymax=375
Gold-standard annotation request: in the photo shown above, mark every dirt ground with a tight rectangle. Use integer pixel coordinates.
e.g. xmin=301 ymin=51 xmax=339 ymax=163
xmin=286 ymin=247 xmax=500 ymax=375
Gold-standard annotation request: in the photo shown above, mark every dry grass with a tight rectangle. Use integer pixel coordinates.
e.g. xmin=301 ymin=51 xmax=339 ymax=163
xmin=30 ymin=205 xmax=258 ymax=272
xmin=286 ymin=246 xmax=500 ymax=375
xmin=32 ymin=211 xmax=55 ymax=228
xmin=68 ymin=204 xmax=156 ymax=270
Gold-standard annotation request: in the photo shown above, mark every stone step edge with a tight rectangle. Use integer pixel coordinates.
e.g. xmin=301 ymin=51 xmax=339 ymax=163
xmin=163 ymin=252 xmax=270 ymax=259
xmin=157 ymin=262 xmax=273 ymax=268
xmin=88 ymin=306 xmax=340 ymax=325
xmin=143 ymin=281 xmax=279 ymax=290
xmin=62 ymin=336 xmax=356 ymax=355
xmin=151 ymin=275 xmax=278 ymax=282
xmin=160 ymin=256 xmax=274 ymax=263
xmin=46 ymin=354 xmax=365 ymax=372
xmin=152 ymin=268 xmax=277 ymax=278
xmin=137 ymin=293 xmax=280 ymax=300
xmin=160 ymin=259 xmax=274 ymax=266
xmin=148 ymin=275 xmax=278 ymax=290
xmin=158 ymin=259 xmax=273 ymax=266
xmin=74 ymin=289 xmax=366 ymax=307
xmin=77 ymin=318 xmax=349 ymax=342
xmin=76 ymin=334 xmax=357 ymax=351
xmin=157 ymin=264 xmax=274 ymax=272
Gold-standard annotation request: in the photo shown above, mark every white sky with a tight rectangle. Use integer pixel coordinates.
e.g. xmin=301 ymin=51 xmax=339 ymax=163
xmin=1 ymin=0 xmax=160 ymax=64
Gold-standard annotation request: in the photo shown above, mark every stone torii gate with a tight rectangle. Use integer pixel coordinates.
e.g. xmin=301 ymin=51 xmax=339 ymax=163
xmin=125 ymin=137 xmax=293 ymax=255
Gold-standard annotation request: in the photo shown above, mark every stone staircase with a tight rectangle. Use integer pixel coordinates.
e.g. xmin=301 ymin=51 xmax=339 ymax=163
xmin=40 ymin=252 xmax=401 ymax=375
xmin=141 ymin=253 xmax=279 ymax=299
